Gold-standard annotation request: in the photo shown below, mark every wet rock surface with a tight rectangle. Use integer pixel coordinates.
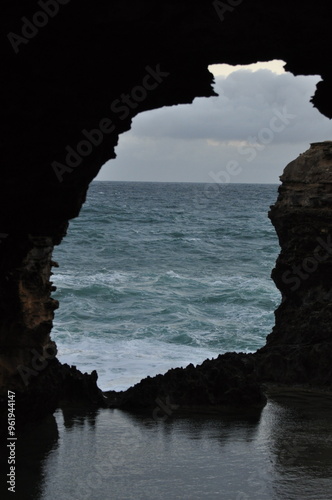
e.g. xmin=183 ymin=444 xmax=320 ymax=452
xmin=0 ymin=359 xmax=106 ymax=437
xmin=105 ymin=352 xmax=265 ymax=412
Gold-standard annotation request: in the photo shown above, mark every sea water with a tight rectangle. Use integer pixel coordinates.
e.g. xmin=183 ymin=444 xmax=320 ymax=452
xmin=52 ymin=182 xmax=281 ymax=390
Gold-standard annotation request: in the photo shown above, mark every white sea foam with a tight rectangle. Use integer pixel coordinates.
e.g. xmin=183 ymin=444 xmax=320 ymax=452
xmin=53 ymin=270 xmax=134 ymax=288
xmin=55 ymin=336 xmax=222 ymax=391
xmin=52 ymin=182 xmax=280 ymax=392
xmin=165 ymin=270 xmax=181 ymax=279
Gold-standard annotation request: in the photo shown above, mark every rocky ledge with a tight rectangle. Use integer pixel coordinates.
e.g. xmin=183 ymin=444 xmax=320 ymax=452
xmin=105 ymin=353 xmax=264 ymax=413
xmin=0 ymin=359 xmax=106 ymax=438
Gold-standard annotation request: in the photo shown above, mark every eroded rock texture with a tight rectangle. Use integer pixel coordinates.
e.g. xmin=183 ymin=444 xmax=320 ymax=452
xmin=0 ymin=236 xmax=58 ymax=386
xmin=1 ymin=1 xmax=332 ymax=419
xmin=257 ymin=142 xmax=332 ymax=385
xmin=106 ymin=353 xmax=265 ymax=413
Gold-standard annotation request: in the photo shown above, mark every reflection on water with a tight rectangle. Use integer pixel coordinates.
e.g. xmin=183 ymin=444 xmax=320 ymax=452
xmin=2 ymin=392 xmax=332 ymax=500
xmin=268 ymin=391 xmax=332 ymax=500
xmin=0 ymin=414 xmax=58 ymax=500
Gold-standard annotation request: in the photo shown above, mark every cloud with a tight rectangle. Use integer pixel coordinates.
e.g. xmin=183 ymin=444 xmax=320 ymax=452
xmin=127 ymin=70 xmax=330 ymax=144
xmin=98 ymin=67 xmax=331 ymax=183
xmin=209 ymin=60 xmax=286 ymax=76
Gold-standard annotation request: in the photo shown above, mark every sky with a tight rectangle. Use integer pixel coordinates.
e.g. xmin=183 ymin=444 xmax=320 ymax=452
xmin=96 ymin=60 xmax=331 ymax=184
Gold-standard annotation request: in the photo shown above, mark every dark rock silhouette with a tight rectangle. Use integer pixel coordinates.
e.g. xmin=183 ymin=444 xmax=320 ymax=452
xmin=1 ymin=2 xmax=332 ymax=420
xmin=105 ymin=353 xmax=265 ymax=412
xmin=256 ymin=142 xmax=332 ymax=386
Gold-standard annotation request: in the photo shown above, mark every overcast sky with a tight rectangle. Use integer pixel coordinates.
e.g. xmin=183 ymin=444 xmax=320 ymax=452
xmin=96 ymin=60 xmax=331 ymax=184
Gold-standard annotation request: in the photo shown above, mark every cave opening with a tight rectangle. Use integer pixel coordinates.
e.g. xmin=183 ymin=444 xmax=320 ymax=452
xmin=51 ymin=61 xmax=331 ymax=392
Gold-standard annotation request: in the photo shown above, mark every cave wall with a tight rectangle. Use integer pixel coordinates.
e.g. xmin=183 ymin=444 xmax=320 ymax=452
xmin=1 ymin=0 xmax=332 ymax=405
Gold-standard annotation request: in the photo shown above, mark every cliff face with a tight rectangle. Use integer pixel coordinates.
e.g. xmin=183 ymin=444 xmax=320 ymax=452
xmin=257 ymin=142 xmax=332 ymax=385
xmin=1 ymin=1 xmax=332 ymax=417
xmin=0 ymin=235 xmax=57 ymax=391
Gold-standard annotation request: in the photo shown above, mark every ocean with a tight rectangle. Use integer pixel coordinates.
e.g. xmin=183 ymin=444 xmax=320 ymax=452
xmin=52 ymin=181 xmax=281 ymax=391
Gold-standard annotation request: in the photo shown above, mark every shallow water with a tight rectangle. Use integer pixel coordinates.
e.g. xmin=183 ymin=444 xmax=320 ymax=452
xmin=3 ymin=392 xmax=332 ymax=500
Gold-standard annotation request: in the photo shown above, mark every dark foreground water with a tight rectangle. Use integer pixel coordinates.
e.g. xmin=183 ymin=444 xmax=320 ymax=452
xmin=2 ymin=392 xmax=332 ymax=500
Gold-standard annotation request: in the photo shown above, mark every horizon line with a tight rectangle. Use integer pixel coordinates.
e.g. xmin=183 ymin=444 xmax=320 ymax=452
xmin=93 ymin=179 xmax=281 ymax=185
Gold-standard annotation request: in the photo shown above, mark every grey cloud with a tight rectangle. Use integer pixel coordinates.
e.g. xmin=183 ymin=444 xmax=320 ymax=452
xmin=130 ymin=70 xmax=330 ymax=144
xmin=98 ymin=69 xmax=331 ymax=183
